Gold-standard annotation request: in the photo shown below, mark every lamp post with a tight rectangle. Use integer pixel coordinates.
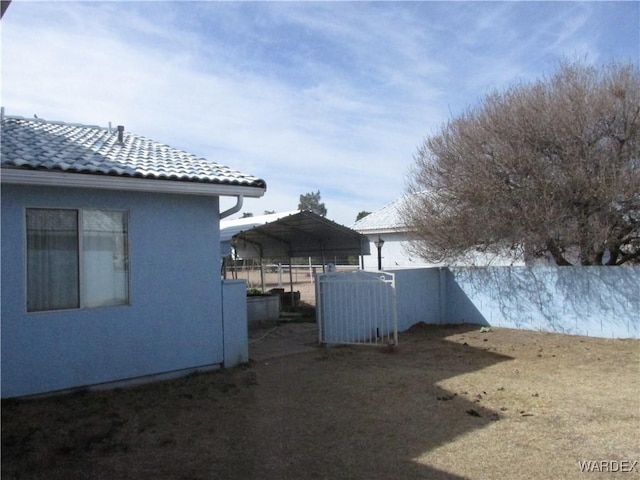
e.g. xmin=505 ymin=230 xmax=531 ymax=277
xmin=374 ymin=236 xmax=385 ymax=271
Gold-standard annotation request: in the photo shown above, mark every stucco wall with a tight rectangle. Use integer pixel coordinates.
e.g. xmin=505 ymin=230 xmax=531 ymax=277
xmin=393 ymin=267 xmax=444 ymax=331
xmin=222 ymin=279 xmax=249 ymax=366
xmin=390 ymin=267 xmax=639 ymax=339
xmin=1 ymin=184 xmax=225 ymax=397
xmin=447 ymin=267 xmax=639 ymax=338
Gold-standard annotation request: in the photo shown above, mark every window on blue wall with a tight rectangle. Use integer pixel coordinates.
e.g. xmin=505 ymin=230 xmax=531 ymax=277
xmin=26 ymin=208 xmax=129 ymax=312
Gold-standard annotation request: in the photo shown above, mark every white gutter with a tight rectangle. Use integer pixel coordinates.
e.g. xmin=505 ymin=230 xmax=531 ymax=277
xmin=355 ymin=228 xmax=411 ymax=235
xmin=220 ymin=195 xmax=244 ymax=219
xmin=1 ymin=169 xmax=266 ymax=198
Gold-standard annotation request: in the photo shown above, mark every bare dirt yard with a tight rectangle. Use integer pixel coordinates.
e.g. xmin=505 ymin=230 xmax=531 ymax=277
xmin=3 ymin=321 xmax=639 ymax=480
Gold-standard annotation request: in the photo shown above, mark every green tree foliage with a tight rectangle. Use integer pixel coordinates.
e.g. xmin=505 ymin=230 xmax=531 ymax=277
xmin=298 ymin=190 xmax=327 ymax=217
xmin=356 ymin=211 xmax=371 ymax=222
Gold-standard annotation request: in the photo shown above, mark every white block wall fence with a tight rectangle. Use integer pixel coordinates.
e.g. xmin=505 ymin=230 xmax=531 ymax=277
xmin=389 ymin=266 xmax=639 ymax=339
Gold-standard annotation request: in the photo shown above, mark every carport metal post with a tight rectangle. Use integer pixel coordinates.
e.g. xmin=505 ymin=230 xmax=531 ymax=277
xmin=288 ymin=255 xmax=295 ymax=307
xmin=259 ymin=260 xmax=265 ymax=293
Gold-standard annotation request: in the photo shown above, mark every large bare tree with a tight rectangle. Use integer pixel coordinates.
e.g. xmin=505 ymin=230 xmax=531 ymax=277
xmin=402 ymin=61 xmax=639 ymax=266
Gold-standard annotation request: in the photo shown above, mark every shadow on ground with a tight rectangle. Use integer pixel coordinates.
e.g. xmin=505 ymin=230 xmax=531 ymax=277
xmin=2 ymin=324 xmax=514 ymax=480
xmin=241 ymin=323 xmax=513 ymax=479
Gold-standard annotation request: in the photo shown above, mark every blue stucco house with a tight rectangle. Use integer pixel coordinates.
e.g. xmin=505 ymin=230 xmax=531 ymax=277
xmin=1 ymin=113 xmax=266 ymax=398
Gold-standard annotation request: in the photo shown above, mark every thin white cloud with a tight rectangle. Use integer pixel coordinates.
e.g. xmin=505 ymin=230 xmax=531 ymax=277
xmin=2 ymin=1 xmax=638 ymax=225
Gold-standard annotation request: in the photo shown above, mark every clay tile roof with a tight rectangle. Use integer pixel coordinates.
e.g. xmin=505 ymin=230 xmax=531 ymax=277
xmin=1 ymin=116 xmax=266 ymax=189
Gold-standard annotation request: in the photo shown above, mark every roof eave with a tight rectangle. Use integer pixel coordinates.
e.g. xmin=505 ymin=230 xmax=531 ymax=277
xmin=356 ymin=228 xmax=410 ymax=235
xmin=1 ymin=168 xmax=266 ymax=198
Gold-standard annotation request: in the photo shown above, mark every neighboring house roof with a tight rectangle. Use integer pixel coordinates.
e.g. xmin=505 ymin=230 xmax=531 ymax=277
xmin=354 ymin=193 xmax=527 ymax=267
xmin=0 ymin=114 xmax=266 ymax=197
xmin=350 ymin=196 xmax=409 ymax=234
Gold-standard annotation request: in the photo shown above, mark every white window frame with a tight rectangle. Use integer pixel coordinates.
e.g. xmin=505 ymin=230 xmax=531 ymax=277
xmin=25 ymin=207 xmax=131 ymax=313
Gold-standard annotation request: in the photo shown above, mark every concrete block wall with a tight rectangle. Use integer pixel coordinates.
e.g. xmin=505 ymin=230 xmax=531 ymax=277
xmin=390 ymin=267 xmax=639 ymax=339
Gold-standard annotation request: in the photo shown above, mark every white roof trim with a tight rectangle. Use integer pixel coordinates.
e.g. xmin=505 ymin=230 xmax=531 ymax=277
xmin=1 ymin=169 xmax=266 ymax=198
xmin=359 ymin=228 xmax=411 ymax=235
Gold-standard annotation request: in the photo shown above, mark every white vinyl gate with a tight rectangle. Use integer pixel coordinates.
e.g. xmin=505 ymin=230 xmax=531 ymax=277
xmin=315 ymin=271 xmax=398 ymax=346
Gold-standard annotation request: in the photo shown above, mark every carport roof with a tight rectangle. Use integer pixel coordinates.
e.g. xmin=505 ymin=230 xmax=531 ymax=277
xmin=229 ymin=210 xmax=371 ymax=259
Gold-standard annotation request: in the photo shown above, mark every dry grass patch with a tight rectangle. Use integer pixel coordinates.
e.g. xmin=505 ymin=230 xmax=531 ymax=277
xmin=2 ymin=325 xmax=638 ymax=480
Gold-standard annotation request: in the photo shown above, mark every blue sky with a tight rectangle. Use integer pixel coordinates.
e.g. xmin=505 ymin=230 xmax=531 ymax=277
xmin=2 ymin=1 xmax=638 ymax=225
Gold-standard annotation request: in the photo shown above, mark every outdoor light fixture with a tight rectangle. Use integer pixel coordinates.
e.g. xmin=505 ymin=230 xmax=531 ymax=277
xmin=374 ymin=236 xmax=385 ymax=271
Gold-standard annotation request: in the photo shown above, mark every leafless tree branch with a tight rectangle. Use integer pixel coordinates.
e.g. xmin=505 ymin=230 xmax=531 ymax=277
xmin=401 ymin=61 xmax=640 ymax=266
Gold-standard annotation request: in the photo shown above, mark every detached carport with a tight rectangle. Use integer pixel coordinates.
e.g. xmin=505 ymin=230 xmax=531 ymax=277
xmin=226 ymin=211 xmax=370 ymax=303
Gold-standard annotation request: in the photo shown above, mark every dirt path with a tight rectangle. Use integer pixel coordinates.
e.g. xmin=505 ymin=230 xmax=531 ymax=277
xmin=2 ymin=325 xmax=639 ymax=480
xmin=231 ymin=270 xmax=326 ymax=306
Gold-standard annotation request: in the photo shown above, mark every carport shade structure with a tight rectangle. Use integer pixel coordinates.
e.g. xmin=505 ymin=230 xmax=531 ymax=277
xmin=230 ymin=211 xmax=371 ymax=303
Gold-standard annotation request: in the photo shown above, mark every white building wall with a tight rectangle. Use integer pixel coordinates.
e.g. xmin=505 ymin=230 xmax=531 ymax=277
xmin=361 ymin=233 xmax=525 ymax=271
xmin=361 ymin=232 xmax=440 ymax=271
